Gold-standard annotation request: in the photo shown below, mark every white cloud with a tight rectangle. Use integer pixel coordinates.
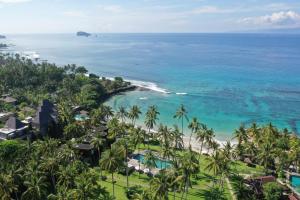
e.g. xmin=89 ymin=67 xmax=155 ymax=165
xmin=97 ymin=4 xmax=123 ymax=13
xmin=63 ymin=10 xmax=86 ymax=18
xmin=0 ymin=0 xmax=30 ymax=3
xmin=191 ymin=6 xmax=231 ymax=14
xmin=240 ymin=11 xmax=300 ymax=27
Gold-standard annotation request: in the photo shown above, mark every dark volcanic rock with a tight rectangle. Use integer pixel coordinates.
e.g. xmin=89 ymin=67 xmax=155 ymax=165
xmin=76 ymin=31 xmax=91 ymax=37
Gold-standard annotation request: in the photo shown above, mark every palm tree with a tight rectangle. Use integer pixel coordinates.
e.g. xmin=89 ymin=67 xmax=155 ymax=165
xmin=99 ymin=145 xmax=123 ymax=197
xmin=63 ymin=122 xmax=85 ymax=140
xmin=258 ymin=142 xmax=275 ymax=174
xmin=173 ymin=104 xmax=188 ymax=137
xmin=196 ymin=125 xmax=214 ymax=156
xmin=150 ymin=171 xmax=169 ymax=200
xmin=144 ymin=105 xmax=160 ymax=147
xmin=247 ymin=122 xmax=260 ymax=143
xmin=205 ymin=150 xmax=224 ymax=177
xmin=91 ymin=134 xmax=104 ymax=160
xmin=107 ymin=117 xmax=121 ymax=139
xmin=99 ymin=105 xmax=114 ymax=121
xmin=69 ymin=170 xmax=110 ymax=200
xmin=144 ymin=151 xmax=157 ymax=174
xmin=40 ymin=156 xmax=59 ymax=193
xmin=172 ymin=125 xmax=184 ymax=150
xmin=211 ymin=141 xmax=220 ymax=155
xmin=179 ymin=149 xmax=199 ymax=200
xmin=205 ymin=128 xmax=215 ymax=155
xmin=157 ymin=124 xmax=170 ymax=146
xmin=166 ymin=168 xmax=183 ymax=200
xmin=130 ymin=127 xmax=144 ymax=178
xmin=233 ymin=124 xmax=248 ymax=146
xmin=56 ymin=164 xmax=76 ymax=190
xmin=57 ymin=100 xmax=74 ymax=126
xmin=160 ymin=141 xmax=173 ymax=169
xmin=116 ymin=106 xmax=128 ymax=123
xmin=223 ymin=140 xmax=234 ymax=160
xmin=187 ymin=117 xmax=201 ymax=147
xmin=128 ymin=105 xmax=142 ymax=126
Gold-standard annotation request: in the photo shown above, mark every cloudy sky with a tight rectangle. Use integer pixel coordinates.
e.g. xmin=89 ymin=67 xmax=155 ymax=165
xmin=1 ymin=0 xmax=300 ymax=33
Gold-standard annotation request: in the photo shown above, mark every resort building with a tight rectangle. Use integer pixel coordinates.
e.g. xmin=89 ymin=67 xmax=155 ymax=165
xmin=0 ymin=112 xmax=14 ymax=122
xmin=32 ymin=99 xmax=58 ymax=136
xmin=0 ymin=116 xmax=28 ymax=140
xmin=0 ymin=95 xmax=17 ymax=105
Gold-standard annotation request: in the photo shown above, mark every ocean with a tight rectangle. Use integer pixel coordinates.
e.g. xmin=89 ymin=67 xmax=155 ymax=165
xmin=2 ymin=33 xmax=300 ymax=140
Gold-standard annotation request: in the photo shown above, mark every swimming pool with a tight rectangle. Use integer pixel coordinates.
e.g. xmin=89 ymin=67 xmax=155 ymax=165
xmin=290 ymin=175 xmax=300 ymax=192
xmin=74 ymin=114 xmax=89 ymax=121
xmin=133 ymin=154 xmax=172 ymax=169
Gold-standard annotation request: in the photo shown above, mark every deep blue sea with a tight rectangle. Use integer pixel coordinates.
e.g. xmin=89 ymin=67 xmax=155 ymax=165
xmin=3 ymin=33 xmax=300 ymax=139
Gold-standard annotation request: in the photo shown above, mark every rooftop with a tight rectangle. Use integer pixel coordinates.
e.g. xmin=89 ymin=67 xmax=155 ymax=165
xmin=0 ymin=96 xmax=17 ymax=103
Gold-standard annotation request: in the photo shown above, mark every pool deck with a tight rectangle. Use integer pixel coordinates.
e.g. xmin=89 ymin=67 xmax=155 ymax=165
xmin=283 ymin=171 xmax=300 ymax=198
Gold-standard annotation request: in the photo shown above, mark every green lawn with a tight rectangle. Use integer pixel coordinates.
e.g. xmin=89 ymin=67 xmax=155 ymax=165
xmin=96 ymin=144 xmax=265 ymax=200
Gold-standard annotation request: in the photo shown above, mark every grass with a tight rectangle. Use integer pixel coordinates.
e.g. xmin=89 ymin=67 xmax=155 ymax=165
xmin=97 ymin=144 xmax=265 ymax=200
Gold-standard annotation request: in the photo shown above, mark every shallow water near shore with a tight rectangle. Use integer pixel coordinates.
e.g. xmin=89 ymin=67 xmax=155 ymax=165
xmin=4 ymin=33 xmax=300 ymax=139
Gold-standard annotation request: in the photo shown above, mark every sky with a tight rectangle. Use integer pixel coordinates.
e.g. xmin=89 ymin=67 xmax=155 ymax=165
xmin=0 ymin=0 xmax=300 ymax=33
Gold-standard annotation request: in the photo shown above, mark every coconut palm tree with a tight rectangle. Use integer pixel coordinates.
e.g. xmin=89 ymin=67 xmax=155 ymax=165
xmin=187 ymin=117 xmax=201 ymax=147
xmin=205 ymin=150 xmax=224 ymax=177
xmin=99 ymin=145 xmax=123 ymax=197
xmin=166 ymin=168 xmax=183 ymax=200
xmin=195 ymin=124 xmax=212 ymax=157
xmin=116 ymin=106 xmax=128 ymax=123
xmin=128 ymin=105 xmax=142 ymax=126
xmin=179 ymin=149 xmax=199 ymax=200
xmin=91 ymin=134 xmax=104 ymax=160
xmin=56 ymin=164 xmax=76 ymax=190
xmin=157 ymin=124 xmax=171 ymax=146
xmin=40 ymin=156 xmax=59 ymax=193
xmin=57 ymin=100 xmax=74 ymax=127
xmin=144 ymin=151 xmax=157 ymax=175
xmin=223 ymin=140 xmax=234 ymax=160
xmin=247 ymin=122 xmax=260 ymax=143
xmin=205 ymin=128 xmax=215 ymax=155
xmin=160 ymin=141 xmax=173 ymax=169
xmin=173 ymin=104 xmax=188 ymax=137
xmin=258 ymin=141 xmax=275 ymax=174
xmin=211 ymin=141 xmax=220 ymax=155
xmin=172 ymin=125 xmax=184 ymax=150
xmin=129 ymin=126 xmax=144 ymax=178
xmin=99 ymin=105 xmax=114 ymax=121
xmin=107 ymin=117 xmax=121 ymax=139
xmin=144 ymin=105 xmax=160 ymax=147
xmin=150 ymin=171 xmax=169 ymax=200
xmin=233 ymin=124 xmax=248 ymax=146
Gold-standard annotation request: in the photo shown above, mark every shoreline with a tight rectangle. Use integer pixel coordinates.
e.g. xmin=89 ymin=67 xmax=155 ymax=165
xmin=133 ymin=123 xmax=237 ymax=155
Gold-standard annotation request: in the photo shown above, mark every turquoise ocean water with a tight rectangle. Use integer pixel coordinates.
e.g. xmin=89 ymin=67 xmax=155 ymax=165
xmin=3 ymin=33 xmax=300 ymax=140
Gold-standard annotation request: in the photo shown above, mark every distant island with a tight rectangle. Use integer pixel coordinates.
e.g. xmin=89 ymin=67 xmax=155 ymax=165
xmin=76 ymin=31 xmax=91 ymax=37
xmin=0 ymin=35 xmax=6 ymax=39
xmin=0 ymin=43 xmax=8 ymax=48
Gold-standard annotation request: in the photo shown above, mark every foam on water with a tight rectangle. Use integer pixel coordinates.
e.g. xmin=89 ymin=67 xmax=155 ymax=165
xmin=128 ymin=79 xmax=170 ymax=94
xmin=176 ymin=92 xmax=187 ymax=95
xmin=105 ymin=77 xmax=170 ymax=94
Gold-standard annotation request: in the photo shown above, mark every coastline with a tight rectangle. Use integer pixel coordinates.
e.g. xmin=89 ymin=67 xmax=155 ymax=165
xmin=133 ymin=123 xmax=237 ymax=155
